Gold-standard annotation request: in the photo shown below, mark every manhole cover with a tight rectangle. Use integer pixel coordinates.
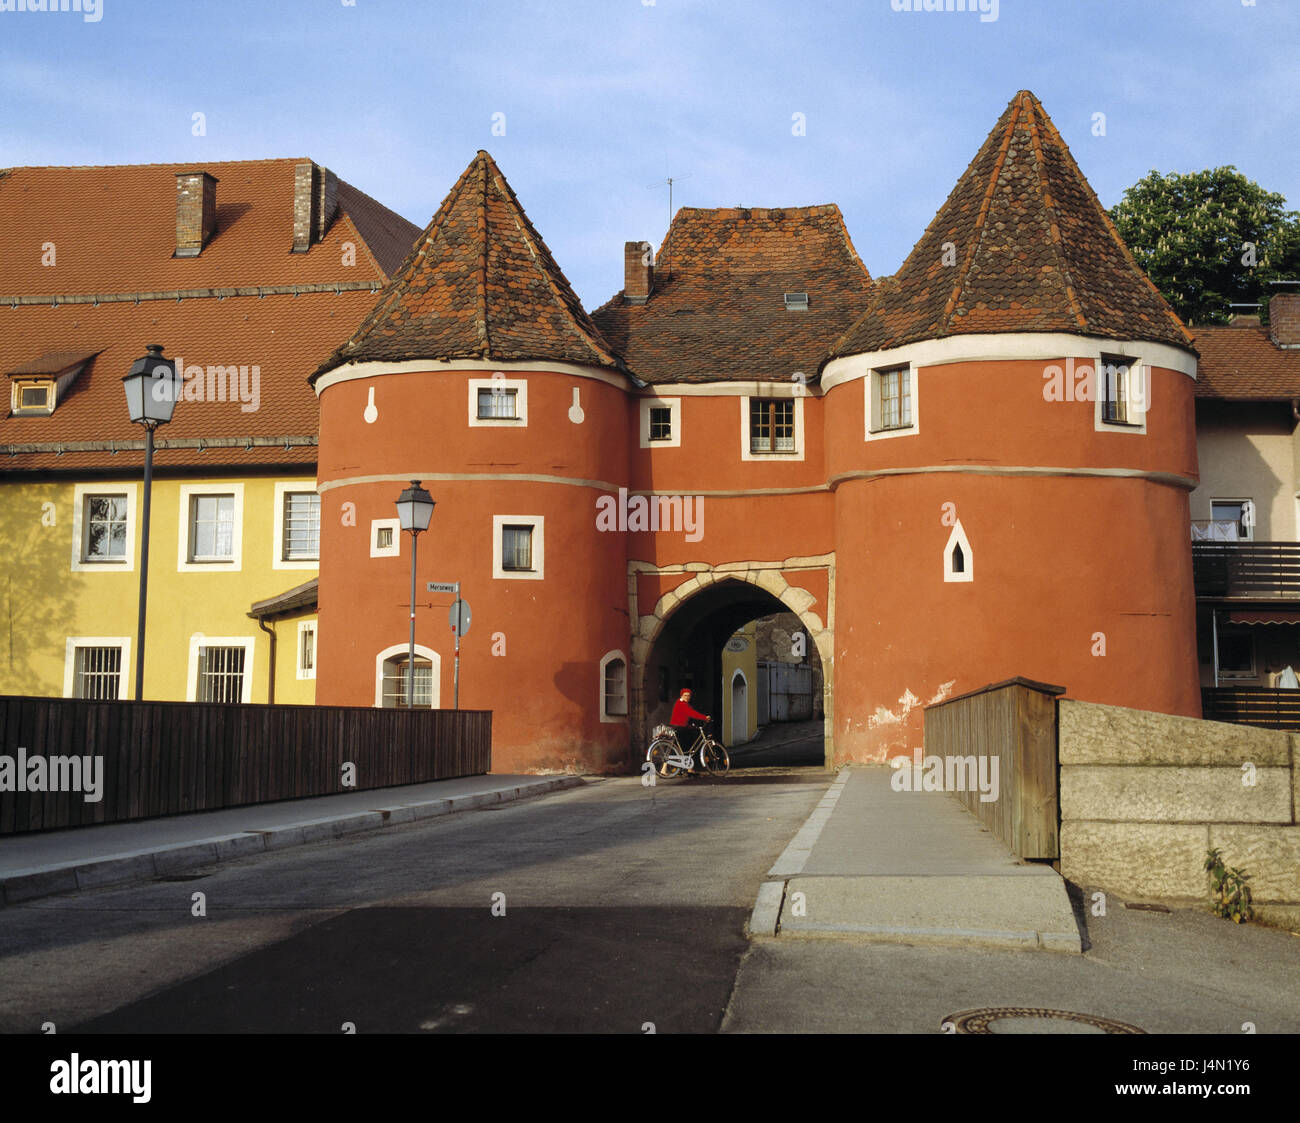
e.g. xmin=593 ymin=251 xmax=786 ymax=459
xmin=942 ymin=1008 xmax=1144 ymax=1034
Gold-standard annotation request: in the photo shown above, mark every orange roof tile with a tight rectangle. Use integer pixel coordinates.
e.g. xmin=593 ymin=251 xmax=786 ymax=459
xmin=592 ymin=204 xmax=872 ymax=384
xmin=0 ymin=159 xmax=420 ymax=472
xmin=315 ymin=151 xmax=621 ymax=379
xmin=1194 ymin=324 xmax=1300 ymax=399
xmin=829 ymin=91 xmax=1195 ymax=360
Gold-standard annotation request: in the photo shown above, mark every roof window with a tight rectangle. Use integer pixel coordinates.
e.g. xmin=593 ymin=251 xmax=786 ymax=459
xmin=784 ymin=292 xmax=809 ymax=311
xmin=12 ymin=380 xmax=55 ymax=416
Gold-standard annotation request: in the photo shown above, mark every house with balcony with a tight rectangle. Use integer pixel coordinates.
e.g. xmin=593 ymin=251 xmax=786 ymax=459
xmin=1190 ymin=290 xmax=1300 ymax=727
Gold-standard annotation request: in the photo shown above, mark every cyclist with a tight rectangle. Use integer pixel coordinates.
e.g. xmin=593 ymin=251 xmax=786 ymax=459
xmin=667 ymin=688 xmax=710 ymax=776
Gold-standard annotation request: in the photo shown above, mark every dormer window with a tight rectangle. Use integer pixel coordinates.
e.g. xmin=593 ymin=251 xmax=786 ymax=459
xmin=784 ymin=292 xmax=809 ymax=312
xmin=12 ymin=380 xmax=54 ymax=416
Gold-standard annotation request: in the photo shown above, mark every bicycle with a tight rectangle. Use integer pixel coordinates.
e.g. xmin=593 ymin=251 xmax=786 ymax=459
xmin=646 ymin=720 xmax=730 ymax=777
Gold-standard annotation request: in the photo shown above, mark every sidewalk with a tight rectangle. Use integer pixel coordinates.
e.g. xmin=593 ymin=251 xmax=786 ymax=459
xmin=0 ymin=773 xmax=585 ymax=907
xmin=748 ymin=766 xmax=1082 ymax=952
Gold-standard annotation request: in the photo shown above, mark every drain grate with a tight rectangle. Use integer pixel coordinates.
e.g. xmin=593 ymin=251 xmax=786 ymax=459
xmin=942 ymin=1008 xmax=1145 ymax=1034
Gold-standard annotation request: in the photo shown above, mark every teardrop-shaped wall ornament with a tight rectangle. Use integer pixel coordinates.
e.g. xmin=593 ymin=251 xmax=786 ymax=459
xmin=363 ymin=386 xmax=378 ymax=424
xmin=568 ymin=386 xmax=585 ymax=424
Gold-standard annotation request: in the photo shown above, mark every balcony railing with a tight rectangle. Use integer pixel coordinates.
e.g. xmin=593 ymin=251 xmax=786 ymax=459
xmin=1202 ymin=687 xmax=1300 ymax=732
xmin=1192 ymin=541 xmax=1300 ymax=598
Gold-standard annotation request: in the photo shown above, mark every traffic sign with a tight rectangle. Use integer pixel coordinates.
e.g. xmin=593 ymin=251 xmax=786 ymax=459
xmin=449 ymin=599 xmax=471 ymax=636
xmin=427 ymin=581 xmax=459 ymax=594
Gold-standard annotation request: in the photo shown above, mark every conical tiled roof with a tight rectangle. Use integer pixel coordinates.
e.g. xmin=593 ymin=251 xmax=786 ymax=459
xmin=829 ymin=91 xmax=1195 ymax=360
xmin=313 ymin=151 xmax=622 ymax=380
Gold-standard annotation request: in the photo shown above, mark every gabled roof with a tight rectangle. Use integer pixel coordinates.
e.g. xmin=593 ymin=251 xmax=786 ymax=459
xmin=829 ymin=90 xmax=1195 ymax=361
xmin=1194 ymin=324 xmax=1300 ymax=400
xmin=592 ymin=205 xmax=872 ymax=384
xmin=0 ymin=159 xmax=420 ymax=472
xmin=314 ymin=151 xmax=621 ymax=379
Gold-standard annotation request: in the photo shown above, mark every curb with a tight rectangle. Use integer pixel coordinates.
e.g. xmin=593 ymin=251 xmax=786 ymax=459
xmin=0 ymin=776 xmax=586 ymax=908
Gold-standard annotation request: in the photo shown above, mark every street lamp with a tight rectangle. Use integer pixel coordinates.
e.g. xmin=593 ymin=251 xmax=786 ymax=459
xmin=122 ymin=344 xmax=181 ymax=701
xmin=395 ymin=480 xmax=435 ymax=708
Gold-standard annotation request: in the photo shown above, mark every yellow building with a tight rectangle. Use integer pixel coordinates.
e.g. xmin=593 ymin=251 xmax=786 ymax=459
xmin=0 ymin=158 xmax=419 ymax=704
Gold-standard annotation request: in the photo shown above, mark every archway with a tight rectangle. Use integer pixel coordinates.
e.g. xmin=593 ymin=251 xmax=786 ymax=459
xmin=632 ymin=574 xmax=830 ymax=769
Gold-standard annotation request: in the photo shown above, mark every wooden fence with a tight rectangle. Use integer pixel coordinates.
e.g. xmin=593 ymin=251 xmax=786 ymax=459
xmin=923 ymin=677 xmax=1062 ymax=860
xmin=0 ymin=695 xmax=491 ymax=835
xmin=1201 ymin=687 xmax=1300 ymax=732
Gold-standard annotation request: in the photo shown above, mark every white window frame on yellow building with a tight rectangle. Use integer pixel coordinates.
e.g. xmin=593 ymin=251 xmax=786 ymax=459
xmin=62 ymin=637 xmax=131 ymax=699
xmin=186 ymin=635 xmax=255 ymax=703
xmin=70 ymin=483 xmax=138 ymax=573
xmin=273 ymin=481 xmax=321 ymax=571
xmin=177 ymin=483 xmax=244 ymax=572
xmin=297 ymin=620 xmax=317 ymax=681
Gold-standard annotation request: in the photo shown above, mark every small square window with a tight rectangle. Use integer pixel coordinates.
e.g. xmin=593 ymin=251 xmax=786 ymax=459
xmin=1099 ymin=353 xmax=1142 ymax=426
xmin=478 ymin=387 xmax=518 ymax=420
xmin=197 ymin=645 xmax=247 ymax=702
xmin=15 ymin=382 xmax=53 ymax=414
xmin=281 ymin=491 xmax=320 ymax=561
xmin=376 ymin=526 xmax=393 ymax=550
xmin=73 ymin=645 xmax=123 ymax=699
xmin=875 ymin=367 xmax=912 ymax=431
xmin=83 ymin=495 xmax=129 ymax=562
xmin=749 ymin=399 xmax=795 ymax=453
xmin=501 ymin=525 xmax=533 ymax=571
xmin=189 ymin=494 xmax=236 ymax=562
xmin=649 ymin=406 xmax=673 ymax=441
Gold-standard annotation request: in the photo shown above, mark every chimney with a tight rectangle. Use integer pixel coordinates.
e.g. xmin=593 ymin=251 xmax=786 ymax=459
xmin=175 ymin=171 xmax=218 ymax=257
xmin=1269 ymin=293 xmax=1300 ymax=348
xmin=624 ymin=240 xmax=653 ymax=303
xmin=293 ymin=161 xmax=339 ymax=253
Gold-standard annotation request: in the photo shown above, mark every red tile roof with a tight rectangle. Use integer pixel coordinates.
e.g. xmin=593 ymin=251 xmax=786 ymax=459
xmin=0 ymin=159 xmax=420 ymax=471
xmin=829 ymin=91 xmax=1195 ymax=361
xmin=315 ymin=151 xmax=621 ymax=379
xmin=1193 ymin=325 xmax=1300 ymax=399
xmin=592 ymin=204 xmax=872 ymax=384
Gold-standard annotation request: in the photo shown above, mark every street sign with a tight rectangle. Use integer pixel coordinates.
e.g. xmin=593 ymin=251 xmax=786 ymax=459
xmin=449 ymin=598 xmax=471 ymax=636
xmin=427 ymin=581 xmax=459 ymax=594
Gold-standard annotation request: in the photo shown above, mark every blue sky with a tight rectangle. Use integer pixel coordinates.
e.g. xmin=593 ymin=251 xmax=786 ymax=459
xmin=2 ymin=0 xmax=1297 ymax=308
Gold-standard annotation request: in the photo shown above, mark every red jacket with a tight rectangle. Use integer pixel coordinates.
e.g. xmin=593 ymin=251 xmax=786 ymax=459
xmin=670 ymin=698 xmax=708 ymax=726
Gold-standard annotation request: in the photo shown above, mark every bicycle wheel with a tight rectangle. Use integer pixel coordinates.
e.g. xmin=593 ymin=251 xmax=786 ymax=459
xmin=700 ymin=739 xmax=730 ymax=774
xmin=647 ymin=738 xmax=682 ymax=778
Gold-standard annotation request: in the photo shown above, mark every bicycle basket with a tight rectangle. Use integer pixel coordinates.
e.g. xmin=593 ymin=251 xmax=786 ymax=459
xmin=652 ymin=725 xmax=674 ymax=740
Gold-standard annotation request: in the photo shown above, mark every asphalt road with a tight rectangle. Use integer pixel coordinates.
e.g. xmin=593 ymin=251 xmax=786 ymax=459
xmin=0 ymin=771 xmax=831 ymax=1034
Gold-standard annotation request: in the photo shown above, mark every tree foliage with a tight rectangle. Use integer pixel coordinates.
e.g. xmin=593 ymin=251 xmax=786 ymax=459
xmin=1108 ymin=167 xmax=1300 ymax=326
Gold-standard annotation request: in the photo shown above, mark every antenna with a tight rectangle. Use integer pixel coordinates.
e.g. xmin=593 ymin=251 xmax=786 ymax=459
xmin=644 ymin=173 xmax=692 ymax=228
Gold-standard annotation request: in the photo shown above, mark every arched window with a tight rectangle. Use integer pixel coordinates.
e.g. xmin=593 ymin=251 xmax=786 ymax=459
xmin=944 ymin=520 xmax=974 ymax=583
xmin=600 ymin=650 xmax=628 ymax=721
xmin=374 ymin=644 xmax=441 ymax=708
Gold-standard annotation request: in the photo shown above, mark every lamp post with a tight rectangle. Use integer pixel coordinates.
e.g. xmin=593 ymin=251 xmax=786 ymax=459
xmin=395 ymin=481 xmax=435 ymax=707
xmin=122 ymin=345 xmax=180 ymax=701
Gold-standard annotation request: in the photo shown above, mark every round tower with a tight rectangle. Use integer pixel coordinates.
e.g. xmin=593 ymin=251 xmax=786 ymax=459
xmin=311 ymin=152 xmax=634 ymax=773
xmin=821 ymin=90 xmax=1201 ymax=763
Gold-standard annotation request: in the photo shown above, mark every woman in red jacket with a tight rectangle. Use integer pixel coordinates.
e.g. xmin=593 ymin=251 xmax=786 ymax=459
xmin=670 ymin=689 xmax=710 ymax=729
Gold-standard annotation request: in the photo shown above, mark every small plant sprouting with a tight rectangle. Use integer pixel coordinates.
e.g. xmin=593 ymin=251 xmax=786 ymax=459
xmin=1204 ymin=848 xmax=1254 ymax=924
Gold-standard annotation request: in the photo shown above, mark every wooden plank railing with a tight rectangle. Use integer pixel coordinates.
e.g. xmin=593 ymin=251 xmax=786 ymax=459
xmin=1192 ymin=541 xmax=1300 ymax=598
xmin=1200 ymin=687 xmax=1300 ymax=732
xmin=923 ymin=677 xmax=1063 ymax=861
xmin=0 ymin=696 xmax=491 ymax=835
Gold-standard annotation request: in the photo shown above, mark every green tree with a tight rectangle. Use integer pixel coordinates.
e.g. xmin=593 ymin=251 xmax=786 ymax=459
xmin=1109 ymin=167 xmax=1300 ymax=326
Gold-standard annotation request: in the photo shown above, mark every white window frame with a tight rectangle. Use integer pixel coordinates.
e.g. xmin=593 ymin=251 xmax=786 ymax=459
xmin=866 ymin=363 xmax=919 ymax=441
xmin=943 ymin=520 xmax=973 ymax=583
xmin=62 ymin=636 xmax=131 ymax=699
xmin=493 ymin=515 xmax=544 ymax=580
xmin=297 ymin=620 xmax=317 ymax=681
xmin=370 ymin=517 xmax=401 ymax=558
xmin=639 ymin=397 xmax=682 ymax=448
xmin=71 ymin=483 xmax=138 ymax=572
xmin=599 ymin=649 xmax=629 ymax=723
xmin=468 ymin=376 xmax=528 ymax=427
xmin=1093 ymin=352 xmax=1148 ymax=435
xmin=186 ymin=635 xmax=255 ymax=703
xmin=12 ymin=379 xmax=55 ymax=416
xmin=740 ymin=394 xmax=805 ymax=462
xmin=374 ymin=643 xmax=441 ymax=708
xmin=273 ymin=481 xmax=320 ymax=570
xmin=177 ymin=483 xmax=244 ymax=572
xmin=1211 ymin=498 xmax=1255 ymax=543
